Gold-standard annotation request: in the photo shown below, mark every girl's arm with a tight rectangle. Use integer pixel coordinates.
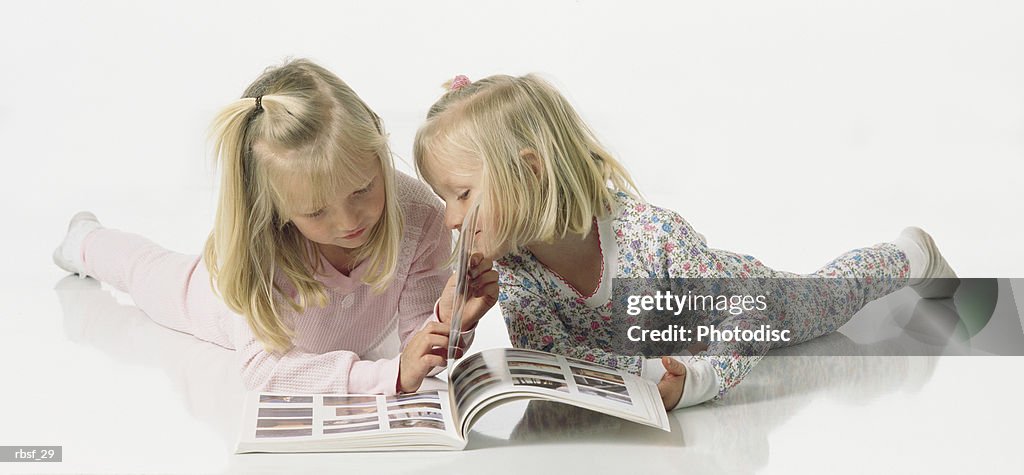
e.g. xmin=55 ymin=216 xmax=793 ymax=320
xmin=642 ymin=353 xmax=741 ymax=408
xmin=656 ymin=207 xmax=762 ymax=405
xmin=396 ymin=202 xmax=454 ymax=347
xmin=233 ymin=320 xmax=404 ymax=395
xmin=501 ymin=281 xmax=725 ymax=408
xmin=500 ymin=283 xmax=646 ymax=375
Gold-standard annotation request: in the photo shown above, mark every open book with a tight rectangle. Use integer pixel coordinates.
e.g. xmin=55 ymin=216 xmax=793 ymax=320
xmin=236 ymin=347 xmax=670 ymax=452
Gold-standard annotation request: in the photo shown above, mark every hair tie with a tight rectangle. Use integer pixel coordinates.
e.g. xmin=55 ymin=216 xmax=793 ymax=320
xmin=449 ymin=75 xmax=470 ymax=92
xmin=254 ymin=95 xmax=263 ymax=111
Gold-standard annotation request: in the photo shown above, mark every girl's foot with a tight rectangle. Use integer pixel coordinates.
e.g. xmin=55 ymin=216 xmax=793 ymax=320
xmin=52 ymin=211 xmax=102 ymax=278
xmin=894 ymin=226 xmax=959 ymax=298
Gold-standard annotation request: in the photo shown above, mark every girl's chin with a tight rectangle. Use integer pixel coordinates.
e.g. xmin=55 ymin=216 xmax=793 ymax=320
xmin=318 ymin=235 xmax=368 ymax=250
xmin=477 ymin=244 xmax=510 ymax=261
xmin=337 ymin=237 xmax=369 ymax=248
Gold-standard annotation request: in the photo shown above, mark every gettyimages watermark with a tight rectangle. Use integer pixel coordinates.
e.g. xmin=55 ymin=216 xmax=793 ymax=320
xmin=623 ymin=290 xmax=791 ymax=343
xmin=607 ymin=278 xmax=1024 ymax=356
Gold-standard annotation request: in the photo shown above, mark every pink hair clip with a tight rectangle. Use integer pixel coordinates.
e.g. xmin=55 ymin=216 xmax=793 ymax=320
xmin=449 ymin=75 xmax=471 ymax=92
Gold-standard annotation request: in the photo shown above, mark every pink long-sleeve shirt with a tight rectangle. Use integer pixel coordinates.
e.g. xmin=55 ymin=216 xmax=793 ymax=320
xmin=82 ymin=172 xmax=451 ymax=395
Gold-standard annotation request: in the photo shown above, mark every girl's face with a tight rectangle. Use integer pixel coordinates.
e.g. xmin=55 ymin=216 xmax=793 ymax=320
xmin=427 ymin=158 xmax=509 ymax=261
xmin=286 ymin=160 xmax=386 ymax=251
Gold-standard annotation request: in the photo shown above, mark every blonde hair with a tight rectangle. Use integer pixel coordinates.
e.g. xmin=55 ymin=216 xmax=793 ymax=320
xmin=205 ymin=59 xmax=403 ymax=354
xmin=414 ymin=74 xmax=638 ymax=253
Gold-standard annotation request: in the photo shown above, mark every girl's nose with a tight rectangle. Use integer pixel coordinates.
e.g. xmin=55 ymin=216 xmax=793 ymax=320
xmin=444 ymin=208 xmax=464 ymax=231
xmin=333 ymin=208 xmax=361 ymax=232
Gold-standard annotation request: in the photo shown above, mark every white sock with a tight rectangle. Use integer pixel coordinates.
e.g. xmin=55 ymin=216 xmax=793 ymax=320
xmin=53 ymin=212 xmax=103 ymax=278
xmin=893 ymin=231 xmax=927 ymax=279
xmin=892 ymin=226 xmax=958 ymax=298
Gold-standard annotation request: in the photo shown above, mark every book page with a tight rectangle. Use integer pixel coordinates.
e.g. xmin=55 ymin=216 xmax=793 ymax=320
xmin=449 ymin=348 xmax=670 ymax=435
xmin=236 ymin=390 xmax=466 ymax=453
xmin=381 ymin=391 xmax=452 ymax=434
xmin=447 ymin=203 xmax=479 ymax=361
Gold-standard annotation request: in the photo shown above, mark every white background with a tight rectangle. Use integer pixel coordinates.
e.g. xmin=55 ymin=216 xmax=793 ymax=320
xmin=2 ymin=1 xmax=1022 ymax=474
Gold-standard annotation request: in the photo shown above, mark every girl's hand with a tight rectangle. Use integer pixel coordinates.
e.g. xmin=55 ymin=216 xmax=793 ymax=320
xmin=656 ymin=356 xmax=687 ymax=411
xmin=398 ymin=322 xmax=449 ymax=393
xmin=438 ymin=253 xmax=499 ymax=331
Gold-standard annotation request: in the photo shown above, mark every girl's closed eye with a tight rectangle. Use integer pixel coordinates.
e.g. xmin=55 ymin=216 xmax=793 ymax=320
xmin=456 ymin=190 xmax=471 ymax=201
xmin=351 ymin=179 xmax=375 ymax=197
xmin=305 ymin=208 xmax=326 ymax=219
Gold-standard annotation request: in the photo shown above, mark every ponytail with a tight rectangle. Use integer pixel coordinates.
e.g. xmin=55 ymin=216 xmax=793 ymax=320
xmin=205 ymin=95 xmax=299 ymax=353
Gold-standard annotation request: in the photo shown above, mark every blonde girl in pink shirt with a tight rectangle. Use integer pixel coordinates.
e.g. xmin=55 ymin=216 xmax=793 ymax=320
xmin=52 ymin=59 xmax=497 ymax=395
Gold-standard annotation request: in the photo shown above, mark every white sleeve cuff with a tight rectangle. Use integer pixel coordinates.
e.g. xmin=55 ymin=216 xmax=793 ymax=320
xmin=642 ymin=356 xmax=720 ymax=410
xmin=642 ymin=357 xmax=669 ymax=385
xmin=677 ymin=357 xmax=719 ymax=409
xmin=428 ymin=299 xmax=444 ymax=326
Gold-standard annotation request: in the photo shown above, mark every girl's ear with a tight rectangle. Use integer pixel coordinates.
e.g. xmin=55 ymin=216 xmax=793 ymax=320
xmin=519 ymin=148 xmax=543 ymax=178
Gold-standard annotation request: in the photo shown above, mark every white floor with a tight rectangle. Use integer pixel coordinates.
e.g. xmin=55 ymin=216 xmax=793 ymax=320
xmin=7 ymin=258 xmax=1024 ymax=474
xmin=3 ymin=2 xmax=1024 ymax=473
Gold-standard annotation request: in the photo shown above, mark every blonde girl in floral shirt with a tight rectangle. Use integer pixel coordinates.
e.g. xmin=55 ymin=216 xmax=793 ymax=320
xmin=412 ymin=74 xmax=957 ymax=410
